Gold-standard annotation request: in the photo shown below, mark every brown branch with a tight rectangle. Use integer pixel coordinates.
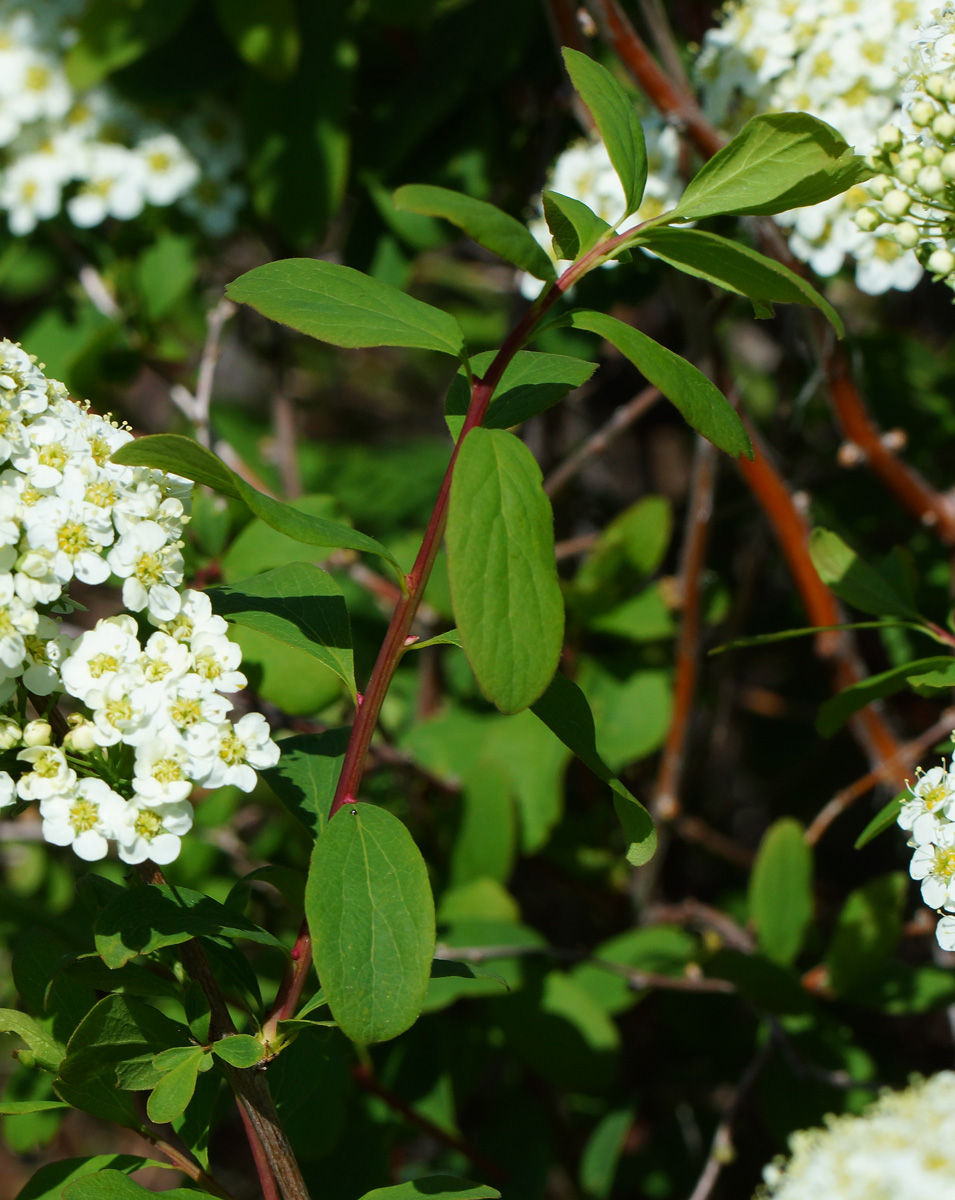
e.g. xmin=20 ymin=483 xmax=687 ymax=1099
xmin=805 ymin=707 xmax=955 ymax=846
xmin=543 ymin=384 xmax=660 ymax=497
xmin=653 ymin=437 xmax=717 ymax=821
xmin=352 ymin=1063 xmax=509 ymax=1184
xmin=673 ymin=814 xmax=755 ymax=870
xmin=644 ymin=899 xmax=755 ymax=952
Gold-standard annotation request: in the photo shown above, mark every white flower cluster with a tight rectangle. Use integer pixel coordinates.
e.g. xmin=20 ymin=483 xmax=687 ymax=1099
xmin=898 ymin=756 xmax=955 ymax=950
xmin=0 ymin=1 xmax=244 ymax=237
xmin=859 ymin=6 xmax=955 ymax=294
xmin=695 ymin=0 xmax=935 ymax=294
xmin=758 ymin=1072 xmax=955 ymax=1199
xmin=0 ymin=338 xmax=279 ymax=865
xmin=523 ymin=118 xmax=684 ymax=296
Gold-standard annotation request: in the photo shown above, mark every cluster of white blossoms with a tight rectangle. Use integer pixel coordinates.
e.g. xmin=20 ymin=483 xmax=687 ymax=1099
xmin=898 ymin=754 xmax=955 ymax=950
xmin=522 ymin=117 xmax=684 ymax=296
xmin=695 ymin=0 xmax=936 ymax=294
xmin=758 ymin=1072 xmax=955 ymax=1198
xmin=0 ymin=1 xmax=245 ymax=237
xmin=0 ymin=338 xmax=279 ymax=865
xmin=858 ymin=5 xmax=955 ymax=295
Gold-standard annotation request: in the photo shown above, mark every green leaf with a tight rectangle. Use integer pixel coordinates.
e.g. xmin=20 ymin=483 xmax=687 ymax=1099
xmin=135 ymin=233 xmax=196 ymax=321
xmin=710 ymin=620 xmax=922 ymax=654
xmin=213 ymin=0 xmax=300 ymax=80
xmin=306 ymin=803 xmax=435 ymax=1044
xmin=94 ymin=884 xmax=284 ymax=969
xmin=445 ymin=350 xmax=597 ymax=439
xmin=422 ymin=960 xmax=510 ymax=1013
xmin=543 ymin=191 xmax=612 ymax=261
xmin=358 ymin=1179 xmax=500 ymax=1200
xmin=748 ymin=819 xmax=813 ymax=965
xmin=65 ymin=0 xmax=195 ymax=88
xmin=566 ymin=311 xmax=752 ymax=459
xmin=112 ymin=434 xmax=399 ymax=573
xmin=631 ymin=227 xmax=843 ymax=335
xmin=146 ymin=1048 xmax=204 ymax=1124
xmin=14 ymin=1157 xmax=176 ymax=1200
xmin=211 ymin=1034 xmax=266 ymax=1068
xmin=394 ymin=184 xmax=556 ymax=281
xmin=667 ymin=112 xmax=871 ymax=222
xmin=207 ymin=562 xmax=355 ymax=698
xmin=404 ymin=629 xmax=463 ymax=651
xmin=63 ymin=1169 xmax=207 ymax=1200
xmin=0 ymin=1101 xmax=69 ymax=1115
xmin=580 ymin=1107 xmax=634 ymax=1200
xmin=855 ymin=793 xmax=905 ymax=850
xmin=447 ymin=428 xmax=564 ymax=713
xmin=825 ymin=873 xmax=907 ymax=996
xmin=0 ymin=1010 xmax=64 ymax=1072
xmin=816 ymin=656 xmax=953 ymax=737
xmin=809 ymin=529 xmax=923 ymax=619
xmin=908 ymin=660 xmax=955 ymax=692
xmin=262 ymin=728 xmax=349 ymax=836
xmin=60 ymin=995 xmax=190 ymax=1092
xmin=226 ymin=258 xmax=466 ymax=359
xmin=562 ymin=49 xmax=647 ymax=217
xmin=531 ymin=672 xmax=656 ymax=865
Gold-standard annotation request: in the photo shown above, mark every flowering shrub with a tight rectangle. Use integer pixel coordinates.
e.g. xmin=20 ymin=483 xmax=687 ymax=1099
xmin=759 ymin=1073 xmax=955 ymax=1197
xmin=859 ymin=5 xmax=955 ymax=291
xmin=0 ymin=339 xmax=278 ymax=867
xmin=0 ymin=1 xmax=244 ymax=236
xmin=899 ymin=753 xmax=955 ymax=950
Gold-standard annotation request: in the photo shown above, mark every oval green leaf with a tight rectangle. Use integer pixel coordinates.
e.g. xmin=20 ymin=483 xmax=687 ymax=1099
xmin=543 ymin=190 xmax=612 ymax=261
xmin=227 ymin=258 xmax=466 ymax=359
xmin=748 ymin=818 xmax=813 ymax=966
xmin=816 ymin=656 xmax=953 ymax=737
xmin=145 ymin=1048 xmax=203 ymax=1124
xmin=631 ymin=227 xmax=843 ymax=335
xmin=306 ymin=803 xmax=436 ymax=1044
xmin=394 ymin=184 xmax=556 ymax=281
xmin=566 ymin=311 xmax=752 ymax=459
xmin=211 ymin=1034 xmax=266 ymax=1067
xmin=64 ymin=1170 xmax=209 ymax=1200
xmin=111 ymin=434 xmax=400 ymax=574
xmin=447 ymin=428 xmax=564 ymax=713
xmin=562 ymin=48 xmax=647 ymax=217
xmin=808 ymin=528 xmax=921 ymax=620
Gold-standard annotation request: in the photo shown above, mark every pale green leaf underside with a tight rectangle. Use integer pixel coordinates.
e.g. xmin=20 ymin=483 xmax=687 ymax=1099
xmin=307 ymin=804 xmax=436 ymax=1044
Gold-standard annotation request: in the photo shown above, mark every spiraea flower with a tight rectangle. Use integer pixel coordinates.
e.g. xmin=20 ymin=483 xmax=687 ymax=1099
xmin=696 ymin=0 xmax=935 ymax=294
xmin=897 ymin=747 xmax=955 ymax=951
xmin=858 ymin=5 xmax=955 ymax=296
xmin=758 ymin=1072 xmax=955 ymax=1198
xmin=0 ymin=339 xmax=280 ymax=866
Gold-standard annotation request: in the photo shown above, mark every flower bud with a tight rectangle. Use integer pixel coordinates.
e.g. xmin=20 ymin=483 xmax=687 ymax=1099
xmin=855 ymin=207 xmax=881 ymax=231
xmin=926 ymin=74 xmax=948 ymax=100
xmin=918 ymin=165 xmax=947 ymax=195
xmin=883 ymin=188 xmax=912 ymax=217
xmin=0 ymin=717 xmax=21 ymax=750
xmin=64 ymin=720 xmax=97 ymax=753
xmin=944 ymin=80 xmax=955 ymax=104
xmin=897 ymin=159 xmax=920 ymax=185
xmin=942 ymin=151 xmax=955 ymax=179
xmin=894 ymin=221 xmax=920 ymax=249
xmin=877 ymin=123 xmax=903 ymax=150
xmin=933 ymin=112 xmax=955 ymax=142
xmin=912 ymin=100 xmax=938 ymax=127
xmin=867 ymin=173 xmax=892 ymax=199
xmin=927 ymin=247 xmax=955 ymax=275
xmin=924 ymin=145 xmax=945 ymax=165
xmin=23 ymin=719 xmax=52 ymax=747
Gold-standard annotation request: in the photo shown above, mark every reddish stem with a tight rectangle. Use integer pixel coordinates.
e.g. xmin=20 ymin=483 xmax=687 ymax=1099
xmin=262 ymin=919 xmax=312 ymax=1043
xmin=236 ymin=1097 xmax=282 ymax=1200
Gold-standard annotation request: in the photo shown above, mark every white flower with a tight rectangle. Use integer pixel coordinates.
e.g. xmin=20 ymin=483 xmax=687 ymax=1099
xmin=760 ymin=1071 xmax=955 ymax=1198
xmin=16 ymin=744 xmax=76 ymax=801
xmin=156 ymin=588 xmax=228 ymax=643
xmin=107 ymin=521 xmax=184 ymax=620
xmin=0 ymin=152 xmax=63 ymax=234
xmin=191 ymin=631 xmax=246 ymax=693
xmin=89 ymin=673 xmax=162 ymax=748
xmin=899 ymin=765 xmax=955 ymax=843
xmin=132 ymin=737 xmax=194 ymax=804
xmin=61 ymin=614 xmax=141 ymax=704
xmin=114 ymin=797 xmax=193 ymax=865
xmin=201 ymin=712 xmax=280 ymax=792
xmin=66 ymin=143 xmax=146 ymax=227
xmin=39 ymin=777 xmax=126 ymax=862
xmin=0 ymin=770 xmax=15 ymax=807
xmin=135 ymin=132 xmax=199 ymax=206
xmin=909 ymin=821 xmax=955 ymax=908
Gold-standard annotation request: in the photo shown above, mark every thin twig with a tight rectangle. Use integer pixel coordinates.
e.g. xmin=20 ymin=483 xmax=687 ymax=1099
xmin=644 ymin=899 xmax=755 ymax=953
xmin=637 ymin=0 xmax=693 ymax=98
xmin=271 ymin=393 xmax=302 ymax=499
xmin=673 ymin=814 xmax=755 ymax=870
xmin=352 ymin=1063 xmax=509 ymax=1184
xmin=543 ymin=384 xmax=660 ymax=497
xmin=653 ymin=437 xmax=717 ymax=822
xmin=143 ymin=1130 xmax=237 ymax=1200
xmin=685 ymin=1039 xmax=776 ymax=1200
xmin=805 ymin=707 xmax=955 ymax=846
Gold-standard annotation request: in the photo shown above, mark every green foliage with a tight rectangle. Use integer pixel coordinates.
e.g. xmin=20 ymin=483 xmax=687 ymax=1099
xmin=263 ymin=729 xmax=349 ymax=835
xmin=562 ymin=49 xmax=647 ymax=218
xmin=307 ymin=804 xmax=436 ymax=1044
xmin=748 ymin=819 xmax=813 ymax=965
xmin=226 ymin=259 xmax=467 ymax=359
xmin=817 ymin=656 xmax=953 ymax=735
xmin=213 ymin=0 xmax=300 ymax=80
xmin=855 ymin=793 xmax=905 ymax=849
xmin=543 ymin=191 xmax=613 ymax=260
xmin=358 ymin=1180 xmax=500 ymax=1200
xmin=667 ymin=112 xmax=871 ymax=221
xmin=825 ymin=874 xmax=908 ymax=996
xmin=447 ymin=428 xmax=564 ymax=713
xmin=565 ymin=311 xmax=753 ymax=459
xmin=63 ymin=1170 xmax=205 ymax=1200
xmin=15 ymin=1157 xmax=179 ymax=1200
xmin=809 ymin=528 xmax=921 ymax=619
xmin=394 ymin=184 xmax=557 ymax=280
